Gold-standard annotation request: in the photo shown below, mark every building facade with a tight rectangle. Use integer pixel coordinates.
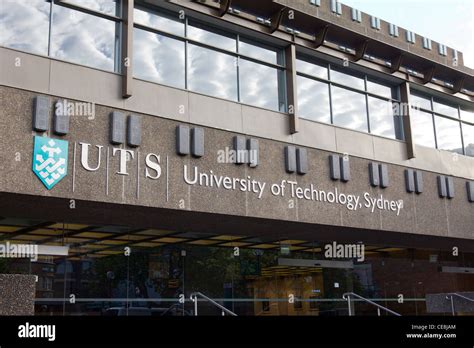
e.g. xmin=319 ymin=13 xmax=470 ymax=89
xmin=0 ymin=0 xmax=473 ymax=316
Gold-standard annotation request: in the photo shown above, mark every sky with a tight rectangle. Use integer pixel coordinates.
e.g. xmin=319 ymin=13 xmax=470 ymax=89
xmin=340 ymin=0 xmax=474 ymax=68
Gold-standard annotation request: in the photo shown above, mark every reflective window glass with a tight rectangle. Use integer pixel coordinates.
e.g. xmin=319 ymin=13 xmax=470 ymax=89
xmin=133 ymin=29 xmax=185 ymax=89
xmin=331 ymin=86 xmax=368 ymax=132
xmin=61 ymin=0 xmax=117 ymax=16
xmin=296 ymin=59 xmax=328 ymax=79
xmin=187 ymin=44 xmax=237 ymax=101
xmin=463 ymin=123 xmax=474 ymax=156
xmin=367 ymin=80 xmax=395 ymax=99
xmin=433 ymin=99 xmax=459 ymax=118
xmin=410 ymin=109 xmax=436 ymax=148
xmin=134 ymin=7 xmax=184 ymax=36
xmin=239 ymin=39 xmax=277 ymax=64
xmin=435 ymin=116 xmax=463 ymax=154
xmin=187 ymin=22 xmax=236 ymax=52
xmin=330 ymin=69 xmax=365 ymax=90
xmin=460 ymin=107 xmax=474 ymax=122
xmin=297 ymin=76 xmax=331 ymax=124
xmin=410 ymin=93 xmax=432 ymax=110
xmin=0 ymin=0 xmax=50 ymax=55
xmin=51 ymin=6 xmax=116 ymax=71
xmin=368 ymin=97 xmax=397 ymax=139
xmin=239 ymin=59 xmax=280 ymax=111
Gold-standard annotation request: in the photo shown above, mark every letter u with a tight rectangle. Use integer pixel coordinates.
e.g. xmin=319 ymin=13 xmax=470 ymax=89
xmin=80 ymin=143 xmax=103 ymax=171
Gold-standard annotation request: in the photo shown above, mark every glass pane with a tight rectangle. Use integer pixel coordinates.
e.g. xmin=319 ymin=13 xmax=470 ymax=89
xmin=188 ymin=44 xmax=237 ymax=101
xmin=367 ymin=80 xmax=395 ymax=99
xmin=133 ymin=29 xmax=185 ymax=89
xmin=460 ymin=107 xmax=474 ymax=122
xmin=134 ymin=7 xmax=184 ymax=36
xmin=51 ymin=6 xmax=116 ymax=71
xmin=330 ymin=69 xmax=365 ymax=90
xmin=62 ymin=0 xmax=117 ymax=16
xmin=410 ymin=109 xmax=436 ymax=148
xmin=239 ymin=59 xmax=280 ymax=111
xmin=239 ymin=39 xmax=277 ymax=64
xmin=297 ymin=76 xmax=331 ymax=124
xmin=331 ymin=86 xmax=368 ymax=132
xmin=433 ymin=99 xmax=459 ymax=118
xmin=187 ymin=22 xmax=236 ymax=52
xmin=410 ymin=93 xmax=431 ymax=110
xmin=434 ymin=116 xmax=463 ymax=153
xmin=296 ymin=59 xmax=328 ymax=79
xmin=463 ymin=123 xmax=474 ymax=156
xmin=368 ymin=97 xmax=397 ymax=139
xmin=0 ymin=0 xmax=50 ymax=55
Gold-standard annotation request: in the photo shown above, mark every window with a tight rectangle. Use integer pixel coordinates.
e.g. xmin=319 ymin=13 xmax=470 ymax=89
xmin=331 ymin=87 xmax=368 ymax=132
xmin=133 ymin=7 xmax=286 ymax=112
xmin=51 ymin=5 xmax=117 ymax=71
xmin=0 ymin=0 xmax=50 ymax=55
xmin=296 ymin=57 xmax=402 ymax=140
xmin=133 ymin=29 xmax=185 ymax=88
xmin=0 ymin=0 xmax=120 ymax=71
xmin=410 ymin=91 xmax=472 ymax=157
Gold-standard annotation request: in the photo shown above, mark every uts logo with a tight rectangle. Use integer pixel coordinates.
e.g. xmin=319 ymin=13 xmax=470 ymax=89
xmin=32 ymin=136 xmax=68 ymax=189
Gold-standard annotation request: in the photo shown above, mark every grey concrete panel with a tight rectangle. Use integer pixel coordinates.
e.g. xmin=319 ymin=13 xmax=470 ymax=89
xmin=437 ymin=175 xmax=447 ymax=198
xmin=369 ymin=162 xmax=379 ymax=187
xmin=415 ymin=170 xmax=423 ymax=194
xmin=191 ymin=127 xmax=204 ymax=158
xmin=176 ymin=125 xmax=190 ymax=156
xmin=446 ymin=176 xmax=455 ymax=199
xmin=53 ymin=100 xmax=70 ymax=135
xmin=379 ymin=164 xmax=389 ymax=188
xmin=340 ymin=156 xmax=351 ymax=182
xmin=32 ymin=95 xmax=50 ymax=132
xmin=127 ymin=114 xmax=142 ymax=147
xmin=233 ymin=135 xmax=246 ymax=164
xmin=247 ymin=138 xmax=259 ymax=168
xmin=110 ymin=111 xmax=125 ymax=145
xmin=405 ymin=169 xmax=415 ymax=193
xmin=296 ymin=148 xmax=308 ymax=175
xmin=285 ymin=146 xmax=297 ymax=173
xmin=329 ymin=154 xmax=340 ymax=180
xmin=468 ymin=182 xmax=474 ymax=203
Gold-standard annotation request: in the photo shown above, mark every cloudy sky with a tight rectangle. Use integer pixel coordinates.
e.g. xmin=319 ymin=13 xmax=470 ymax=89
xmin=341 ymin=0 xmax=474 ymax=68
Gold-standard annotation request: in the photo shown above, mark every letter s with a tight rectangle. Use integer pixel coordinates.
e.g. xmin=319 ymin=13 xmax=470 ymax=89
xmin=145 ymin=153 xmax=161 ymax=179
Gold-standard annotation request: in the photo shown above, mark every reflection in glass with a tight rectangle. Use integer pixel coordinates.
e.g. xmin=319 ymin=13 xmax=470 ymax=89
xmin=297 ymin=76 xmax=331 ymax=124
xmin=435 ymin=116 xmax=463 ymax=154
xmin=330 ymin=69 xmax=365 ymax=90
xmin=239 ymin=59 xmax=280 ymax=111
xmin=433 ymin=99 xmax=459 ymax=118
xmin=0 ymin=0 xmax=50 ymax=55
xmin=187 ymin=22 xmax=236 ymax=51
xmin=134 ymin=7 xmax=184 ymax=36
xmin=239 ymin=39 xmax=277 ymax=64
xmin=410 ymin=93 xmax=431 ymax=110
xmin=410 ymin=109 xmax=436 ymax=148
xmin=367 ymin=80 xmax=395 ymax=99
xmin=463 ymin=123 xmax=474 ymax=156
xmin=331 ymin=86 xmax=368 ymax=132
xmin=368 ymin=97 xmax=397 ymax=139
xmin=188 ymin=44 xmax=237 ymax=101
xmin=51 ymin=6 xmax=116 ymax=71
xmin=296 ymin=59 xmax=328 ymax=79
xmin=460 ymin=107 xmax=474 ymax=122
xmin=133 ymin=29 xmax=185 ymax=89
xmin=62 ymin=0 xmax=117 ymax=16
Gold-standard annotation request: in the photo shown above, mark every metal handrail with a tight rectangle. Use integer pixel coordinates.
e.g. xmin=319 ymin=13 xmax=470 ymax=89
xmin=445 ymin=293 xmax=474 ymax=316
xmin=343 ymin=292 xmax=401 ymax=316
xmin=190 ymin=292 xmax=237 ymax=316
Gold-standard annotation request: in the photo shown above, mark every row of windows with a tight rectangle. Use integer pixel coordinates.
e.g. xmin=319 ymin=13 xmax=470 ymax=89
xmin=1 ymin=0 xmax=473 ymax=157
xmin=410 ymin=93 xmax=473 ymax=156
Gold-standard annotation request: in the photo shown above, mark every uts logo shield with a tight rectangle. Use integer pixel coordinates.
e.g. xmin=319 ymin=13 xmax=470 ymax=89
xmin=32 ymin=136 xmax=68 ymax=189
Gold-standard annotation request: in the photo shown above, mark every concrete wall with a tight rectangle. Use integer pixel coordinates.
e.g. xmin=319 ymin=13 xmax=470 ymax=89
xmin=0 ymin=274 xmax=36 ymax=315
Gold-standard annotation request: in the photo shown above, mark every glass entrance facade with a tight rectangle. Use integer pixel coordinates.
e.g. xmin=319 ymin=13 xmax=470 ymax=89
xmin=2 ymin=217 xmax=474 ymax=316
